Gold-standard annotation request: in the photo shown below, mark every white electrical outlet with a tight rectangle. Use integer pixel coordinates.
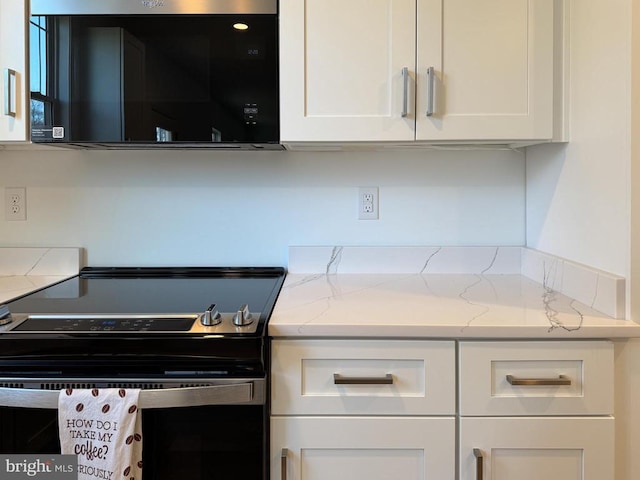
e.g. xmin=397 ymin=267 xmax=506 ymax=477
xmin=5 ymin=187 xmax=26 ymax=221
xmin=358 ymin=187 xmax=378 ymax=220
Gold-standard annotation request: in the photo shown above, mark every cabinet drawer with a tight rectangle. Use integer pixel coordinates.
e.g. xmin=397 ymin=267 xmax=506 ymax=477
xmin=459 ymin=341 xmax=613 ymax=416
xmin=271 ymin=339 xmax=455 ymax=415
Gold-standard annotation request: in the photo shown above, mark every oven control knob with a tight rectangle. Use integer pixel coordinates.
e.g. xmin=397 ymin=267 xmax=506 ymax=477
xmin=201 ymin=304 xmax=221 ymax=326
xmin=0 ymin=305 xmax=12 ymax=326
xmin=233 ymin=304 xmax=253 ymax=326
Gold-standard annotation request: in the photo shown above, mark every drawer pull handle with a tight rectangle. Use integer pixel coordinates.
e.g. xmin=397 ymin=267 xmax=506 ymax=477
xmin=333 ymin=373 xmax=394 ymax=385
xmin=281 ymin=448 xmax=288 ymax=480
xmin=506 ymin=374 xmax=571 ymax=386
xmin=474 ymin=448 xmax=484 ymax=480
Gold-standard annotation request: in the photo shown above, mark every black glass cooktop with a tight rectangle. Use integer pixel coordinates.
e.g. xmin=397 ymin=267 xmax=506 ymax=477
xmin=8 ymin=267 xmax=284 ymax=313
xmin=4 ymin=267 xmax=286 ymax=334
xmin=0 ymin=268 xmax=285 ymax=373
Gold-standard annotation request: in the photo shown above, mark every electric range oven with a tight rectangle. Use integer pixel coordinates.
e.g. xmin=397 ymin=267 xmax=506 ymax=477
xmin=0 ymin=267 xmax=286 ymax=480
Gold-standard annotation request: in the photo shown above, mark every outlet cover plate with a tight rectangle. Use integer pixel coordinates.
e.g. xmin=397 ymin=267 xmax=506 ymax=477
xmin=358 ymin=186 xmax=378 ymax=220
xmin=5 ymin=187 xmax=26 ymax=221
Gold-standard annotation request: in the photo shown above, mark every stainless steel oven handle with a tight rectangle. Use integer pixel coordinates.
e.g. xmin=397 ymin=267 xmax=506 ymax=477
xmin=141 ymin=382 xmax=255 ymax=408
xmin=0 ymin=382 xmax=259 ymax=410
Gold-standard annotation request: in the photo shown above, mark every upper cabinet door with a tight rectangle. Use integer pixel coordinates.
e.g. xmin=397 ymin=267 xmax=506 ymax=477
xmin=416 ymin=0 xmax=554 ymax=141
xmin=279 ymin=0 xmax=416 ymax=142
xmin=0 ymin=0 xmax=29 ymax=142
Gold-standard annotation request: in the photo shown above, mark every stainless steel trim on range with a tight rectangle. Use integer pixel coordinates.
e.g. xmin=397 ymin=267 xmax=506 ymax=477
xmin=0 ymin=378 xmax=265 ymax=409
xmin=30 ymin=0 xmax=277 ymax=15
xmin=0 ymin=311 xmax=262 ymax=334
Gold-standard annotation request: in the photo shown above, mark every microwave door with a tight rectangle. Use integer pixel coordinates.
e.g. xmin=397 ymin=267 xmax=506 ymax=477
xmin=29 ymin=11 xmax=279 ymax=147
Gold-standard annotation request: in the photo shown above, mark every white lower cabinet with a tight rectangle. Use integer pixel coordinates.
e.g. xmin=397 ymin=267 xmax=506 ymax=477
xmin=271 ymin=339 xmax=614 ymax=480
xmin=270 ymin=339 xmax=456 ymax=480
xmin=459 ymin=341 xmax=614 ymax=480
xmin=272 ymin=417 xmax=455 ymax=480
xmin=460 ymin=417 xmax=614 ymax=480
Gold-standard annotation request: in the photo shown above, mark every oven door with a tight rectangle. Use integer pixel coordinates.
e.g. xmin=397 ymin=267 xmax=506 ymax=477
xmin=0 ymin=378 xmax=267 ymax=480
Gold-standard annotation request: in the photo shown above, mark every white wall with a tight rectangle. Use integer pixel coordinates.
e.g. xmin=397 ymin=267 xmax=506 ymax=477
xmin=526 ymin=0 xmax=631 ymax=278
xmin=525 ymin=2 xmax=637 ymax=480
xmin=0 ymin=147 xmax=525 ymax=266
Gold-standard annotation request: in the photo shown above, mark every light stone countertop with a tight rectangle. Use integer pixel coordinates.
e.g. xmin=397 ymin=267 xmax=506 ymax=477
xmin=0 ymin=248 xmax=82 ymax=304
xmin=268 ymin=247 xmax=640 ymax=339
xmin=2 ymin=246 xmax=639 ymax=338
xmin=0 ymin=275 xmax=73 ymax=303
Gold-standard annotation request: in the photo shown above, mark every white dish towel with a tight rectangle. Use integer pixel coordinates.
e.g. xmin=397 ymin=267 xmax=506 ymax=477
xmin=58 ymin=388 xmax=143 ymax=480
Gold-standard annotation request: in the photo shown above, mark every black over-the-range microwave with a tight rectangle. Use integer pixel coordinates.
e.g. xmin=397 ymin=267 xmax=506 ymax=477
xmin=29 ymin=0 xmax=282 ymax=149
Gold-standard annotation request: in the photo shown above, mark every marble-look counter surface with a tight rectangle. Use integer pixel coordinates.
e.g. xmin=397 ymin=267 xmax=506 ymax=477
xmin=0 ymin=248 xmax=82 ymax=303
xmin=268 ymin=246 xmax=640 ymax=338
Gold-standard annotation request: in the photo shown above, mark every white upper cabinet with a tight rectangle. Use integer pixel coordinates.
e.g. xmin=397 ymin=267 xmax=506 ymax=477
xmin=417 ymin=0 xmax=554 ymax=141
xmin=0 ymin=0 xmax=29 ymax=142
xmin=280 ymin=0 xmax=557 ymax=144
xmin=279 ymin=0 xmax=416 ymax=142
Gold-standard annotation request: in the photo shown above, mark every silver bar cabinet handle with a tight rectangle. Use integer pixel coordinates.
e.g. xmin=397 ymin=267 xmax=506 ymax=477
xmin=4 ymin=69 xmax=16 ymax=117
xmin=281 ymin=448 xmax=288 ymax=480
xmin=506 ymin=374 xmax=571 ymax=386
xmin=333 ymin=373 xmax=393 ymax=385
xmin=401 ymin=67 xmax=409 ymax=118
xmin=474 ymin=449 xmax=483 ymax=480
xmin=426 ymin=66 xmax=435 ymax=117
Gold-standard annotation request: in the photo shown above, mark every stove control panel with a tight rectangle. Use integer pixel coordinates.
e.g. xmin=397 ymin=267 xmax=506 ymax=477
xmin=15 ymin=317 xmax=196 ymax=332
xmin=2 ymin=311 xmax=262 ymax=335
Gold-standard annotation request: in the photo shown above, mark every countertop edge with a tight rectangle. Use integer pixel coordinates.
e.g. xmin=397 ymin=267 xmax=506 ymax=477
xmin=267 ymin=323 xmax=640 ymax=339
xmin=268 ymin=270 xmax=640 ymax=339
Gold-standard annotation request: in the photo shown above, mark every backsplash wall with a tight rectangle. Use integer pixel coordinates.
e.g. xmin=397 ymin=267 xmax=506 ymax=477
xmin=0 ymin=147 xmax=525 ymax=266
